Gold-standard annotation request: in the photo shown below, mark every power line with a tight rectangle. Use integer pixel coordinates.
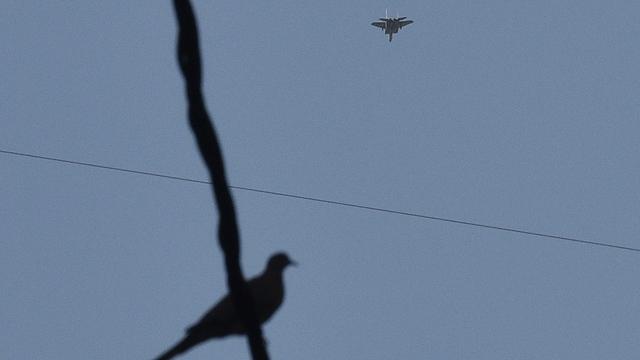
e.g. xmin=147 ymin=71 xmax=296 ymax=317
xmin=2 ymin=148 xmax=639 ymax=253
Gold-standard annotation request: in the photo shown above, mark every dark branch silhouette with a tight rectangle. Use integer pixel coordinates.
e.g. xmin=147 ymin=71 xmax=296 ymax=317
xmin=158 ymin=1 xmax=270 ymax=359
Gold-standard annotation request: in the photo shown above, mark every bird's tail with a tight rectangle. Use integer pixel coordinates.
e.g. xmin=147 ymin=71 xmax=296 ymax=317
xmin=154 ymin=335 xmax=205 ymax=360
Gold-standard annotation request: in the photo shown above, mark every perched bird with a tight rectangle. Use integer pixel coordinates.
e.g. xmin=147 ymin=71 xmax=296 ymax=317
xmin=155 ymin=252 xmax=296 ymax=360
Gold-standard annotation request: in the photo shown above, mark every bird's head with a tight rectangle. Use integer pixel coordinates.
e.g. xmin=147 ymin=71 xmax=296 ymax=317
xmin=267 ymin=252 xmax=297 ymax=272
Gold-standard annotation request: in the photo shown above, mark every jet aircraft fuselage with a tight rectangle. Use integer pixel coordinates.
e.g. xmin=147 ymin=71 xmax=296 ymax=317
xmin=371 ymin=13 xmax=413 ymax=42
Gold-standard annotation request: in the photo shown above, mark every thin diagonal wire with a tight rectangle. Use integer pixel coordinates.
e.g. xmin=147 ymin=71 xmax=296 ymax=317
xmin=2 ymin=148 xmax=639 ymax=253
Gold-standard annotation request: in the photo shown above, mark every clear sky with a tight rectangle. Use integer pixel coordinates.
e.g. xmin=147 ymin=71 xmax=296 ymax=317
xmin=2 ymin=1 xmax=640 ymax=359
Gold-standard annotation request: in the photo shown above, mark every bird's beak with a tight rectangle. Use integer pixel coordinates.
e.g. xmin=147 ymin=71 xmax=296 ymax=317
xmin=289 ymin=259 xmax=298 ymax=267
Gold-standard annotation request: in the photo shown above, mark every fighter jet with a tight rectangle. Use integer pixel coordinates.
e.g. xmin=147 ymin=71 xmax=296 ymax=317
xmin=371 ymin=10 xmax=413 ymax=42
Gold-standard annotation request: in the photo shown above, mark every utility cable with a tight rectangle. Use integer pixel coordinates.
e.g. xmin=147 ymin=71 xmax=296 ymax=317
xmin=2 ymin=148 xmax=639 ymax=253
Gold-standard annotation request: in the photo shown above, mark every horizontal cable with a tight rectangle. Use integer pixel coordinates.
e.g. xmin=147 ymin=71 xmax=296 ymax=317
xmin=2 ymin=148 xmax=639 ymax=253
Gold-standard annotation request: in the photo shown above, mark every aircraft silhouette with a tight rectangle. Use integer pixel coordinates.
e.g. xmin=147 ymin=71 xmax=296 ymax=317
xmin=371 ymin=10 xmax=413 ymax=42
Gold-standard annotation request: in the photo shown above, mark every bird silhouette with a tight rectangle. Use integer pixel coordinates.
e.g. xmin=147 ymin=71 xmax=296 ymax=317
xmin=154 ymin=252 xmax=296 ymax=360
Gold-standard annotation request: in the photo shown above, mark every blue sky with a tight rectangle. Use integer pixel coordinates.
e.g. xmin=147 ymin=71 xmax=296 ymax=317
xmin=2 ymin=1 xmax=640 ymax=359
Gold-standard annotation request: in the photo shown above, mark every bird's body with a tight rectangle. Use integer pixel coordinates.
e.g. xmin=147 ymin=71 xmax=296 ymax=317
xmin=155 ymin=252 xmax=295 ymax=360
xmin=187 ymin=265 xmax=286 ymax=336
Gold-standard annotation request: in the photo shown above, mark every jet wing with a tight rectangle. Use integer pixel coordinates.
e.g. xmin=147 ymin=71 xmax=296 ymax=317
xmin=398 ymin=20 xmax=413 ymax=29
xmin=371 ymin=21 xmax=386 ymax=29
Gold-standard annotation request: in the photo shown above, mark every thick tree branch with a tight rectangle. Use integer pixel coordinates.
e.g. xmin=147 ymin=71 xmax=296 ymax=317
xmin=172 ymin=1 xmax=270 ymax=359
